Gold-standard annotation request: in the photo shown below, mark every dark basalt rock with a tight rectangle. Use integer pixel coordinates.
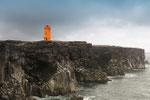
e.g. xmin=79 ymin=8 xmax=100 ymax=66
xmin=70 ymin=93 xmax=83 ymax=100
xmin=92 ymin=45 xmax=145 ymax=76
xmin=75 ymin=68 xmax=108 ymax=83
xmin=145 ymin=60 xmax=150 ymax=65
xmin=0 ymin=41 xmax=107 ymax=100
xmin=0 ymin=40 xmax=145 ymax=100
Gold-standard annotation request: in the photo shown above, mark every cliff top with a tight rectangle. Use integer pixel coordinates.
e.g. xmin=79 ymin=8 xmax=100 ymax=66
xmin=93 ymin=45 xmax=144 ymax=51
xmin=0 ymin=40 xmax=144 ymax=51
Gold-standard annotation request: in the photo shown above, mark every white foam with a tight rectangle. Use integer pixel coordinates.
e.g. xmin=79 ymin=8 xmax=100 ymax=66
xmin=83 ymin=96 xmax=95 ymax=100
xmin=108 ymin=75 xmax=124 ymax=79
xmin=125 ymin=73 xmax=137 ymax=78
xmin=145 ymin=65 xmax=150 ymax=68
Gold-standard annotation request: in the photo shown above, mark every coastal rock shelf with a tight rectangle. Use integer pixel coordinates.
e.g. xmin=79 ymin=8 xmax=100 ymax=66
xmin=0 ymin=40 xmax=145 ymax=100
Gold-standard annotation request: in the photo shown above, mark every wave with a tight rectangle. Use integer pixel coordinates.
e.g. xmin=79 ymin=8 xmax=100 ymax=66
xmin=83 ymin=96 xmax=95 ymax=100
xmin=125 ymin=73 xmax=137 ymax=78
xmin=33 ymin=95 xmax=96 ymax=100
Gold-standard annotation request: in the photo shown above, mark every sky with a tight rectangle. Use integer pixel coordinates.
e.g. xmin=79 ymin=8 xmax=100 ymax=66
xmin=0 ymin=0 xmax=150 ymax=52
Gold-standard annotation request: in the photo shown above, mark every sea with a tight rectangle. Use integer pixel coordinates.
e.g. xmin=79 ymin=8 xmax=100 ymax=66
xmin=37 ymin=53 xmax=150 ymax=100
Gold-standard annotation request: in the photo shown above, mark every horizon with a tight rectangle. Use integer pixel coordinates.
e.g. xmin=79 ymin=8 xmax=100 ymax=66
xmin=0 ymin=0 xmax=150 ymax=52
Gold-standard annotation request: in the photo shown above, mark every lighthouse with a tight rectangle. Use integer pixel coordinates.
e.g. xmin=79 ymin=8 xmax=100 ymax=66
xmin=44 ymin=24 xmax=51 ymax=40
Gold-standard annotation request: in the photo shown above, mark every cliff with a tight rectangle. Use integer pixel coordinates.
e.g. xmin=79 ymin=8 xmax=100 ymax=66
xmin=92 ymin=45 xmax=145 ymax=76
xmin=0 ymin=41 xmax=107 ymax=100
xmin=0 ymin=41 xmax=145 ymax=100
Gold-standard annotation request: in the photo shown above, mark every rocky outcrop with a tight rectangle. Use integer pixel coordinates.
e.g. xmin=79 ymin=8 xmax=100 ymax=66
xmin=0 ymin=41 xmax=107 ymax=100
xmin=92 ymin=45 xmax=145 ymax=76
xmin=0 ymin=41 xmax=78 ymax=99
xmin=67 ymin=42 xmax=108 ymax=83
xmin=145 ymin=60 xmax=150 ymax=65
xmin=70 ymin=93 xmax=83 ymax=100
xmin=0 ymin=41 xmax=145 ymax=100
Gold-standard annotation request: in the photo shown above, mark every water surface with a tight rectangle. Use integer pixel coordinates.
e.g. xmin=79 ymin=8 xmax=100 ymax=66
xmin=76 ymin=53 xmax=150 ymax=100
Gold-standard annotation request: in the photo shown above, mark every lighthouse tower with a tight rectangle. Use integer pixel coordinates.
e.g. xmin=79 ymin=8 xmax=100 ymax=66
xmin=44 ymin=24 xmax=51 ymax=40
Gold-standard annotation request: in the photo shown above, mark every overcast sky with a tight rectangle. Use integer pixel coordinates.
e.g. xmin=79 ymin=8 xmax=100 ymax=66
xmin=0 ymin=0 xmax=150 ymax=52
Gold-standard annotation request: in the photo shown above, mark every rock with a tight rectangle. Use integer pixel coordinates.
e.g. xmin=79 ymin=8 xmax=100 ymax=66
xmin=68 ymin=42 xmax=108 ymax=83
xmin=0 ymin=41 xmax=79 ymax=99
xmin=0 ymin=40 xmax=145 ymax=99
xmin=145 ymin=60 xmax=150 ymax=65
xmin=26 ymin=96 xmax=37 ymax=100
xmin=0 ymin=41 xmax=107 ymax=99
xmin=70 ymin=93 xmax=83 ymax=100
xmin=75 ymin=68 xmax=108 ymax=83
xmin=92 ymin=45 xmax=145 ymax=76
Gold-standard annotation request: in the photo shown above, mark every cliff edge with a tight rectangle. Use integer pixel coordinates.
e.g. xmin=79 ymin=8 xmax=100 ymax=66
xmin=93 ymin=45 xmax=145 ymax=76
xmin=0 ymin=40 xmax=145 ymax=100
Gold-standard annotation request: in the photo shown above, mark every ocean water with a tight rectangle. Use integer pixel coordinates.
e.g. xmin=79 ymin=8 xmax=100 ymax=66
xmin=37 ymin=53 xmax=150 ymax=100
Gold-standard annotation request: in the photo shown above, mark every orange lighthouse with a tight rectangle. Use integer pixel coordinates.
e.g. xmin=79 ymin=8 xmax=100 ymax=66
xmin=44 ymin=24 xmax=51 ymax=40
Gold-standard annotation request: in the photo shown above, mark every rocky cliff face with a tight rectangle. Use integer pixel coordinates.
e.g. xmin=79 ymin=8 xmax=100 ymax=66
xmin=0 ymin=41 xmax=145 ymax=100
xmin=0 ymin=41 xmax=107 ymax=100
xmin=92 ymin=46 xmax=145 ymax=76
